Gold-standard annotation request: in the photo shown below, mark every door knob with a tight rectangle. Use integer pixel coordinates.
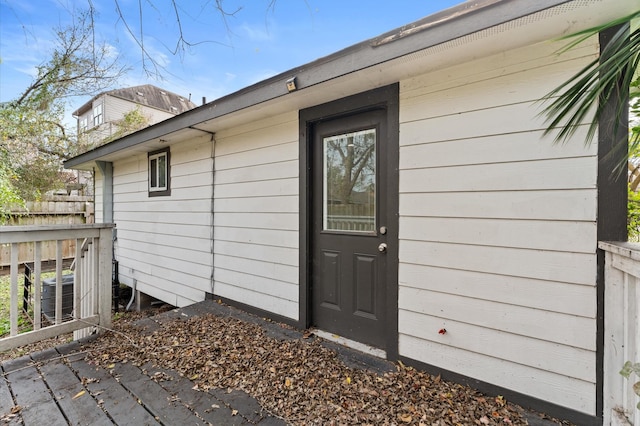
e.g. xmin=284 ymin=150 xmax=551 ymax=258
xmin=378 ymin=243 xmax=387 ymax=253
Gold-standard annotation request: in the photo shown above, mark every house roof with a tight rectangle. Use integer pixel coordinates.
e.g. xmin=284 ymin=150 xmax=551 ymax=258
xmin=65 ymin=0 xmax=636 ymax=170
xmin=71 ymin=84 xmax=197 ymax=117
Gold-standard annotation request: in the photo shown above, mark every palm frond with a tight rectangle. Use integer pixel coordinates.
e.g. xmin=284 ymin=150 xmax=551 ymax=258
xmin=541 ymin=10 xmax=640 ymax=158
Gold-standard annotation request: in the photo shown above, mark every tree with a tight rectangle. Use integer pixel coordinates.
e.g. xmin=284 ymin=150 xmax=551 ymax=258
xmin=0 ymin=6 xmax=126 ymax=200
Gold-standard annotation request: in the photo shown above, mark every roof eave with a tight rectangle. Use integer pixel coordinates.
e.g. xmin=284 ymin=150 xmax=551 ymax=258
xmin=65 ymin=0 xmax=575 ymax=169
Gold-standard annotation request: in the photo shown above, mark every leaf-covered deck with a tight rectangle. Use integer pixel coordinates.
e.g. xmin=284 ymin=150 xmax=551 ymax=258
xmin=0 ymin=340 xmax=281 ymax=426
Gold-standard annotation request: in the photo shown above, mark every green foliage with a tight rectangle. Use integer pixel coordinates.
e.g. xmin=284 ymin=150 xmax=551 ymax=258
xmin=0 ymin=6 xmax=125 ymax=201
xmin=0 ymin=150 xmax=24 ymax=224
xmin=619 ymin=361 xmax=640 ymax=409
xmin=628 ymin=186 xmax=640 ymax=241
xmin=98 ymin=107 xmax=150 ymax=145
xmin=542 ymin=11 xmax=640 ymax=170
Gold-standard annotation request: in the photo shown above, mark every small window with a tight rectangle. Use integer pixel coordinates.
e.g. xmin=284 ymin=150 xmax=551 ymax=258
xmin=79 ymin=117 xmax=87 ymax=132
xmin=148 ymin=148 xmax=171 ymax=197
xmin=93 ymin=103 xmax=103 ymax=126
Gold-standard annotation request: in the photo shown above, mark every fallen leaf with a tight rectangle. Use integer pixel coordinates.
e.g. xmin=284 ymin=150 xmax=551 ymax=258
xmin=72 ymin=390 xmax=85 ymax=400
xmin=231 ymin=409 xmax=238 ymax=416
xmin=479 ymin=416 xmax=490 ymax=424
xmin=399 ymin=413 xmax=412 ymax=423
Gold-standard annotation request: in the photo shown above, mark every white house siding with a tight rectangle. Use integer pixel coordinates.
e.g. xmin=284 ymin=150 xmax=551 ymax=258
xmin=93 ymin=168 xmax=104 ymax=224
xmin=105 ymin=96 xmax=175 ymax=126
xmin=397 ymin=37 xmax=599 ymax=416
xmin=112 ymin=135 xmax=214 ymax=307
xmin=212 ymin=112 xmax=299 ymax=320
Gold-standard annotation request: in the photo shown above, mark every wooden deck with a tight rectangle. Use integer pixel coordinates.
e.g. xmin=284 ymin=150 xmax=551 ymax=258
xmin=0 ymin=320 xmax=285 ymax=426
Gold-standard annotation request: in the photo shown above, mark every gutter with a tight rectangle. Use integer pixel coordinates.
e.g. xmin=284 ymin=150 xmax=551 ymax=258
xmin=64 ymin=0 xmax=572 ymax=169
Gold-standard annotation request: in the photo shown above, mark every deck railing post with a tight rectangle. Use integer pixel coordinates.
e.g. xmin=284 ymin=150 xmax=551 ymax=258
xmin=10 ymin=243 xmax=18 ymax=336
xmin=98 ymin=227 xmax=112 ymax=331
xmin=55 ymin=240 xmax=63 ymax=324
xmin=34 ymin=242 xmax=41 ymax=331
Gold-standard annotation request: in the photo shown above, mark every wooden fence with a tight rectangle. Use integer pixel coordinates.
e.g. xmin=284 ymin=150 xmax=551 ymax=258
xmin=600 ymin=242 xmax=640 ymax=426
xmin=0 ymin=196 xmax=94 ymax=273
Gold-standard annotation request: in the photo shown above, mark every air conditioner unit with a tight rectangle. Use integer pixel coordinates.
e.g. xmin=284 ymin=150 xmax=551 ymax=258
xmin=42 ymin=274 xmax=74 ymax=321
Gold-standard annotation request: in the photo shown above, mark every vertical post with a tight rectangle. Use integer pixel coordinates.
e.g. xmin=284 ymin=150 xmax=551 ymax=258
xmin=603 ymin=250 xmax=625 ymax=425
xmin=55 ymin=239 xmax=63 ymax=324
xmin=74 ymin=239 xmax=83 ymax=319
xmin=92 ymin=238 xmax=99 ymax=316
xmin=98 ymin=227 xmax=113 ymax=331
xmin=10 ymin=243 xmax=18 ymax=336
xmin=34 ymin=242 xmax=41 ymax=330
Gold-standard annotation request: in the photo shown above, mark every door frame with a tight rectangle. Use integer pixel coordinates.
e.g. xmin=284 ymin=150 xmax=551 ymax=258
xmin=298 ymin=83 xmax=399 ymax=360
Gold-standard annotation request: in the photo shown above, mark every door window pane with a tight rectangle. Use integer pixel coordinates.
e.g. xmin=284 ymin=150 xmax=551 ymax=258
xmin=323 ymin=128 xmax=376 ymax=232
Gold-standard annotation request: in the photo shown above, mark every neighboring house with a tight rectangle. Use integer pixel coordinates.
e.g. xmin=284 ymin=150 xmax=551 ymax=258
xmin=65 ymin=1 xmax=635 ymax=425
xmin=72 ymin=84 xmax=196 ymax=145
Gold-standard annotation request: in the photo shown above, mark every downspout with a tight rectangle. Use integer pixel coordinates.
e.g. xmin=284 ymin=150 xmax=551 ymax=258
xmin=210 ymin=133 xmax=216 ymax=296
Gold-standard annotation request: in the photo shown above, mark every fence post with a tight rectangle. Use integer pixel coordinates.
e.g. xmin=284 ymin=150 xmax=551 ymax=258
xmin=97 ymin=227 xmax=112 ymax=332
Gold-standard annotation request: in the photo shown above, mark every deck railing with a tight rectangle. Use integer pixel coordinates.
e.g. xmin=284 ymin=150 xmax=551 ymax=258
xmin=0 ymin=224 xmax=113 ymax=351
xmin=600 ymin=242 xmax=640 ymax=426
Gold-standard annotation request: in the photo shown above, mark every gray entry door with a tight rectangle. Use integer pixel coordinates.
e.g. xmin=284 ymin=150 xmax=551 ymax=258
xmin=311 ymin=109 xmax=388 ymax=350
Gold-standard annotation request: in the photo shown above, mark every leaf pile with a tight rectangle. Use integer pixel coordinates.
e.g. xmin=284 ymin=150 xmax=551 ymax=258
xmin=80 ymin=312 xmax=538 ymax=425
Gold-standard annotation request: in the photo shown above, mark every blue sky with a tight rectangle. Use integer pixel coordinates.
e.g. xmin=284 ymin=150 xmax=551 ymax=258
xmin=0 ymin=0 xmax=461 ymax=113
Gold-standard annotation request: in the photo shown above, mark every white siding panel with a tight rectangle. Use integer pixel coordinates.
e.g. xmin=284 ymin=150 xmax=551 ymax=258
xmin=112 ymin=136 xmax=214 ymax=308
xmin=118 ymin=246 xmax=211 ymax=284
xmin=399 ymin=286 xmax=595 ymax=351
xmin=399 ymin=128 xmax=595 ymax=169
xmin=400 ymin=43 xmax=597 ymax=123
xmin=214 ymin=113 xmax=297 ymax=153
xmin=215 ymin=240 xmax=298 ymax=267
xmin=214 ymin=212 xmax=298 ymax=231
xmin=400 ymin=40 xmax=596 ymax=103
xmin=118 ymin=238 xmax=212 ymax=266
xmin=94 ymin=171 xmax=104 ymax=224
xmin=215 ymin=268 xmax=298 ymax=302
xmin=400 ymin=217 xmax=596 ymax=253
xmin=399 ymin=189 xmax=597 ymax=221
xmin=400 ymin=240 xmax=596 ymax=286
xmin=214 ymin=282 xmax=297 ymax=319
xmin=399 ymin=263 xmax=595 ymax=318
xmin=397 ymin=36 xmax=599 ymax=415
xmin=115 ymin=221 xmax=211 ymax=240
xmin=399 ymin=335 xmax=595 ymax=415
xmin=212 ymin=113 xmax=299 ymax=318
xmin=399 ymin=310 xmax=594 ymax=382
xmin=400 ymin=157 xmax=596 ymax=193
xmin=213 ymin=254 xmax=298 ymax=285
xmin=214 ymin=226 xmax=298 ymax=249
xmin=215 ymin=160 xmax=297 ymax=184
xmin=215 ymin=141 xmax=298 ymax=171
xmin=215 ymin=178 xmax=298 ymax=198
xmin=214 ymin=196 xmax=298 ymax=214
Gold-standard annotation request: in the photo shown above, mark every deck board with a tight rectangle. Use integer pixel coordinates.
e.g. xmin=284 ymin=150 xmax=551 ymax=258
xmin=3 ymin=356 xmax=68 ymax=426
xmin=66 ymin=354 xmax=160 ymax=426
xmin=39 ymin=360 xmax=113 ymax=426
xmin=0 ymin=302 xmax=289 ymax=426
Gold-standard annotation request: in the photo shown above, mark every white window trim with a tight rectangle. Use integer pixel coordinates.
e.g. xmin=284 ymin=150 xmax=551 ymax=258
xmin=148 ymin=148 xmax=171 ymax=196
xmin=93 ymin=103 xmax=103 ymax=126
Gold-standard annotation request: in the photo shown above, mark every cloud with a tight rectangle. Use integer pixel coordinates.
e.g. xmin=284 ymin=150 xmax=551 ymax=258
xmin=239 ymin=22 xmax=274 ymax=42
